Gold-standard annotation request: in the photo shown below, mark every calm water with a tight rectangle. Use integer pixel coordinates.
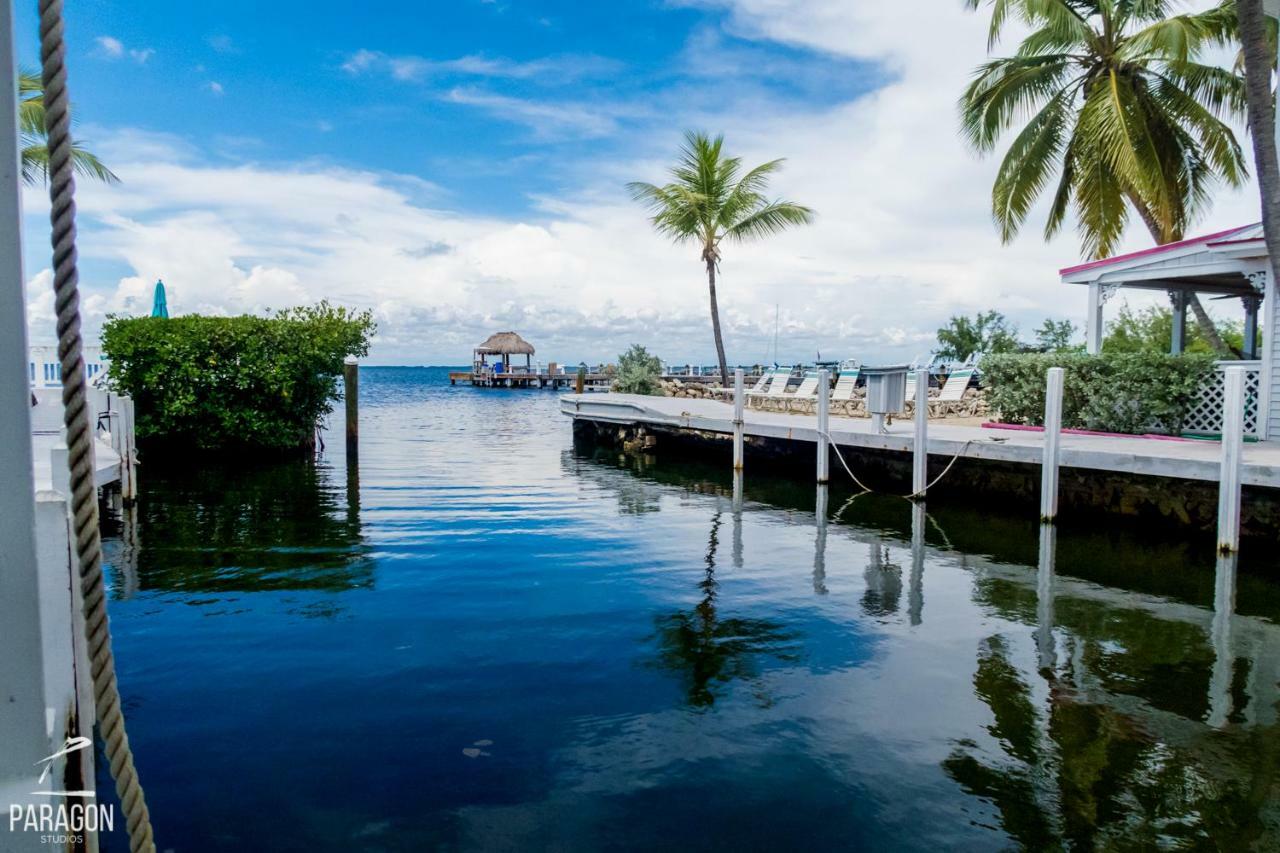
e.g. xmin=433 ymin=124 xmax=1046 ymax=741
xmin=97 ymin=367 xmax=1280 ymax=851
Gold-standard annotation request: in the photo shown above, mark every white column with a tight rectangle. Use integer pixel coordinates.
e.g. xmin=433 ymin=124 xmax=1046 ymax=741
xmin=1040 ymin=367 xmax=1065 ymax=522
xmin=1218 ymin=367 xmax=1246 ymax=553
xmin=732 ymin=368 xmax=744 ymax=470
xmin=1086 ymin=283 xmax=1104 ymax=355
xmin=911 ymin=368 xmax=928 ymax=498
xmin=816 ymin=368 xmax=830 ymax=483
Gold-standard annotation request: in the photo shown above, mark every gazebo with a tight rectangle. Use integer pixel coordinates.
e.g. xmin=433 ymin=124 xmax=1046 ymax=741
xmin=1060 ymin=223 xmax=1276 ymax=440
xmin=473 ymin=331 xmax=536 ymax=375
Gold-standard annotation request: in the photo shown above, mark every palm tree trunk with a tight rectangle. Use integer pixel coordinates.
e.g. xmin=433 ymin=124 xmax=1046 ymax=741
xmin=1237 ymin=0 xmax=1280 ymax=364
xmin=707 ymin=259 xmax=730 ymax=386
xmin=1124 ymin=189 xmax=1233 ymax=356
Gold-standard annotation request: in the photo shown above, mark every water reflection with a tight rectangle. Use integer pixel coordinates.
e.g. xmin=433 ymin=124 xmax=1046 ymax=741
xmin=649 ymin=509 xmax=801 ymax=709
xmin=944 ymin=543 xmax=1280 ymax=848
xmin=128 ymin=457 xmax=369 ymax=594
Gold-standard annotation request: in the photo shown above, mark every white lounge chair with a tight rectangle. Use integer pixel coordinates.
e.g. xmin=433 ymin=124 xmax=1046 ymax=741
xmin=831 ymin=368 xmax=860 ymax=402
xmin=784 ymin=369 xmax=822 ymax=411
xmin=746 ymin=366 xmax=793 ymax=407
xmin=938 ymin=355 xmax=978 ymax=403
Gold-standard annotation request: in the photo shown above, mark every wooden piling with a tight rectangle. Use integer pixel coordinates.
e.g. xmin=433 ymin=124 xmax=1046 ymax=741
xmin=1217 ymin=367 xmax=1246 ymax=553
xmin=732 ymin=368 xmax=745 ymax=471
xmin=816 ymin=368 xmax=830 ymax=483
xmin=912 ymin=368 xmax=928 ymax=498
xmin=1040 ymin=367 xmax=1064 ymax=523
xmin=344 ymin=356 xmax=359 ymax=453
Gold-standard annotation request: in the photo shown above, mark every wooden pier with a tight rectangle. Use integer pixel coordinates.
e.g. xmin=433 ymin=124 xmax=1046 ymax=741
xmin=450 ymin=370 xmax=613 ymax=389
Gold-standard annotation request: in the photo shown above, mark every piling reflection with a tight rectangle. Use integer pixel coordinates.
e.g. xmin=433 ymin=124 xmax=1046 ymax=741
xmin=945 ymin=543 xmax=1280 ymax=848
xmin=649 ymin=509 xmax=801 ymax=709
xmin=127 ymin=457 xmax=369 ymax=593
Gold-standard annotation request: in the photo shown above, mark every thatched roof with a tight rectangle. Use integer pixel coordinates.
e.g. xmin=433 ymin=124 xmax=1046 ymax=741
xmin=475 ymin=331 xmax=535 ymax=355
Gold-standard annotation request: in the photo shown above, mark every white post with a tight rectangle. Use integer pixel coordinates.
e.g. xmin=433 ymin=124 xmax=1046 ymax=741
xmin=1085 ymin=283 xmax=1103 ymax=355
xmin=1218 ymin=367 xmax=1246 ymax=553
xmin=121 ymin=395 xmax=137 ymax=503
xmin=816 ymin=368 xmax=830 ymax=483
xmin=0 ymin=0 xmax=67 ymax=839
xmin=732 ymin=368 xmax=744 ymax=471
xmin=1040 ymin=367 xmax=1065 ymax=523
xmin=912 ymin=368 xmax=928 ymax=498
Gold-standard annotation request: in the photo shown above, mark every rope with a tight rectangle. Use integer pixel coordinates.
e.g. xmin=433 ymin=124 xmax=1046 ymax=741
xmin=818 ymin=427 xmax=972 ymax=501
xmin=39 ymin=3 xmax=156 ymax=850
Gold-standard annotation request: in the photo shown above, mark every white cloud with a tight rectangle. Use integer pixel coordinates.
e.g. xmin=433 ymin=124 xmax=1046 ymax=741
xmin=206 ymin=81 xmax=225 ymax=96
xmin=339 ymin=49 xmax=621 ymax=82
xmin=94 ymin=36 xmax=124 ymax=58
xmin=94 ymin=35 xmax=154 ymax=64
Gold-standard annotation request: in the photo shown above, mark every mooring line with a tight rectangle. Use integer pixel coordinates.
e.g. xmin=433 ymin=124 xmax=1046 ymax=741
xmin=817 ymin=428 xmax=973 ymax=501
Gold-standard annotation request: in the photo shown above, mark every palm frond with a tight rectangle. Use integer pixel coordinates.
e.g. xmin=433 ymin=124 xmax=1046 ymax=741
xmin=724 ymin=201 xmax=814 ymax=242
xmin=960 ymin=53 xmax=1077 ymax=152
xmin=991 ymin=89 xmax=1073 ymax=242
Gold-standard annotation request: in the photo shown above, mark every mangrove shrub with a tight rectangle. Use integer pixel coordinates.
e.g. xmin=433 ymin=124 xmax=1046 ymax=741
xmin=612 ymin=344 xmax=663 ymax=395
xmin=102 ymin=302 xmax=375 ymax=451
xmin=982 ymin=352 xmax=1216 ymax=435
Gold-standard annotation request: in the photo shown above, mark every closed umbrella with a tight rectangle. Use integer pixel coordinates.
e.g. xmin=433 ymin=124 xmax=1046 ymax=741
xmin=151 ymin=279 xmax=168 ymax=318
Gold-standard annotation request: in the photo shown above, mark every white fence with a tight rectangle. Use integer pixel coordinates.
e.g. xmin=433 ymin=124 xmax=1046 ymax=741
xmin=1185 ymin=361 xmax=1261 ymax=437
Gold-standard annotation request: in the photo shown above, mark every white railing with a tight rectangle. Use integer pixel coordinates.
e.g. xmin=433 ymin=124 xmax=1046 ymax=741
xmin=1186 ymin=361 xmax=1261 ymax=437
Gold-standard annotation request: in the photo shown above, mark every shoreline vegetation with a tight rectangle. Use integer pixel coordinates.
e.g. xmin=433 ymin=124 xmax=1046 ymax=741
xmin=101 ymin=302 xmax=374 ymax=454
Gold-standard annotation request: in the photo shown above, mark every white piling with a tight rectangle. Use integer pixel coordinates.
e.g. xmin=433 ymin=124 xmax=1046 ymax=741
xmin=1040 ymin=367 xmax=1065 ymax=523
xmin=1217 ymin=367 xmax=1246 ymax=554
xmin=912 ymin=368 xmax=928 ymax=498
xmin=732 ymin=368 xmax=745 ymax=471
xmin=816 ymin=368 xmax=830 ymax=483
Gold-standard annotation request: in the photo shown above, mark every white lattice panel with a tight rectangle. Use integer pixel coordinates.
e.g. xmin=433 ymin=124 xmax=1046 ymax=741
xmin=1185 ymin=363 xmax=1261 ymax=436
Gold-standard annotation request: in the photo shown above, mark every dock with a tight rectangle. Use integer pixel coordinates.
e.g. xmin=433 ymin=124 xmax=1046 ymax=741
xmin=560 ymin=393 xmax=1280 ymax=532
xmin=450 ymin=369 xmax=613 ymax=389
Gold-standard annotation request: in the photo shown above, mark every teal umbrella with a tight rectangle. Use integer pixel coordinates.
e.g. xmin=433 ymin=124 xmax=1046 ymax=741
xmin=151 ymin=279 xmax=168 ymax=318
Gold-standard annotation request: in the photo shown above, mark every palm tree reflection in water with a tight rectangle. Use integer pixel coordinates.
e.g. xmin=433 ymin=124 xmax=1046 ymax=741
xmin=650 ymin=510 xmax=801 ymax=709
xmin=944 ymin=537 xmax=1280 ymax=849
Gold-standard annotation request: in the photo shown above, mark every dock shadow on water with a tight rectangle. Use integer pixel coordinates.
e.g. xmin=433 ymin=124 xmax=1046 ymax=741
xmin=96 ymin=368 xmax=1280 ymax=851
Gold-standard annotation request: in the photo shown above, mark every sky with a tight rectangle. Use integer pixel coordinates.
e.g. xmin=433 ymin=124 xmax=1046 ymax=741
xmin=13 ymin=0 xmax=1269 ymax=366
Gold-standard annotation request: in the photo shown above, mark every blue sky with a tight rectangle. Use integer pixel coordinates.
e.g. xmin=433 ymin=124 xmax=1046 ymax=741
xmin=15 ymin=0 xmax=1263 ymax=365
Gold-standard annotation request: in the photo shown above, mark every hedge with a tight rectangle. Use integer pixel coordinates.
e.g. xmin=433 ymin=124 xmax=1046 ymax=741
xmin=102 ymin=302 xmax=375 ymax=452
xmin=981 ymin=352 xmax=1216 ymax=435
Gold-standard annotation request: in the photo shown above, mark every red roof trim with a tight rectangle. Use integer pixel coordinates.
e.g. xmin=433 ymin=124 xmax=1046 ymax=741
xmin=1058 ymin=223 xmax=1258 ymax=277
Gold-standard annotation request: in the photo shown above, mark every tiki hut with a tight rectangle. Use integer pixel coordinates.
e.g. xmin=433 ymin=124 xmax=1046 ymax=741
xmin=474 ymin=331 xmax=536 ymax=374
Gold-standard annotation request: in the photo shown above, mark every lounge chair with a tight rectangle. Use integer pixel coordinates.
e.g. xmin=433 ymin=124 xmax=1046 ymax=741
xmin=784 ymin=369 xmax=822 ymax=412
xmin=746 ymin=366 xmax=793 ymax=407
xmin=831 ymin=368 xmax=860 ymax=402
xmin=938 ymin=355 xmax=978 ymax=403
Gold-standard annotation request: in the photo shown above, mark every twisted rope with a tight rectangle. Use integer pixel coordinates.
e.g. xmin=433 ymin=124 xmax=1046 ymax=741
xmin=39 ymin=2 xmax=155 ymax=849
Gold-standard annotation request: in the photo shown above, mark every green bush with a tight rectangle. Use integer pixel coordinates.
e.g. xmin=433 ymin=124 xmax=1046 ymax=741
xmin=612 ymin=344 xmax=663 ymax=395
xmin=982 ymin=352 xmax=1216 ymax=435
xmin=102 ymin=301 xmax=375 ymax=452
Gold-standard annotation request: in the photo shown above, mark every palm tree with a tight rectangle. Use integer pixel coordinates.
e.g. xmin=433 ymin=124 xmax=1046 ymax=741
xmin=629 ymin=132 xmax=813 ymax=386
xmin=960 ymin=0 xmax=1248 ymax=356
xmin=18 ymin=70 xmax=118 ymax=186
xmin=1233 ymin=1 xmax=1280 ymax=334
